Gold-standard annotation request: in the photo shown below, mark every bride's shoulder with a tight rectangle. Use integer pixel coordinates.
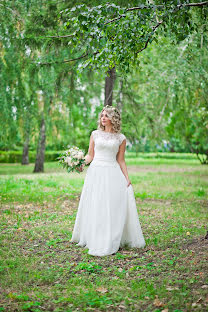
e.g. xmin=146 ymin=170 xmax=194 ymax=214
xmin=118 ymin=132 xmax=126 ymax=145
xmin=91 ymin=129 xmax=99 ymax=139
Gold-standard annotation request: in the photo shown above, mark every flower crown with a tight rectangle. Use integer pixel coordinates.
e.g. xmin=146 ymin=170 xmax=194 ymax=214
xmin=103 ymin=105 xmax=120 ymax=114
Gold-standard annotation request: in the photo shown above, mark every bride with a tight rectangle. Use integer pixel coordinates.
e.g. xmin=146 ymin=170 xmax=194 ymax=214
xmin=70 ymin=105 xmax=145 ymax=256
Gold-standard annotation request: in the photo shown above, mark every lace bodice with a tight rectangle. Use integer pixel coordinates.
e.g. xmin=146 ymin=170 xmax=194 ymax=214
xmin=91 ymin=129 xmax=126 ymax=165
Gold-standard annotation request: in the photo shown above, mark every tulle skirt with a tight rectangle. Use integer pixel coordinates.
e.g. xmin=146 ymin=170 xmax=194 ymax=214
xmin=70 ymin=159 xmax=145 ymax=256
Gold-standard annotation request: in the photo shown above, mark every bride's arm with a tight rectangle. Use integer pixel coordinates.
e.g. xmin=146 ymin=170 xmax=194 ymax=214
xmin=84 ymin=133 xmax=95 ymax=165
xmin=116 ymin=139 xmax=131 ymax=186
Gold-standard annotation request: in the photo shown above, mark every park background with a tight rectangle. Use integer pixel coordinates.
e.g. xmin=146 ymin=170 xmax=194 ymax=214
xmin=0 ymin=1 xmax=208 ymax=312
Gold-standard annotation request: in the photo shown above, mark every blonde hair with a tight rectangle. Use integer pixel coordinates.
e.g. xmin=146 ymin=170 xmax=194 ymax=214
xmin=97 ymin=105 xmax=121 ymax=133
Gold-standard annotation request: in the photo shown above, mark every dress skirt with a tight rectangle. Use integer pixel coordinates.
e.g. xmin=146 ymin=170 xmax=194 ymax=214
xmin=70 ymin=159 xmax=146 ymax=256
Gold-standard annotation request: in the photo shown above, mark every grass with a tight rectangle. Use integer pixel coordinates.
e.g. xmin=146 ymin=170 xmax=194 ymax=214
xmin=0 ymin=158 xmax=208 ymax=312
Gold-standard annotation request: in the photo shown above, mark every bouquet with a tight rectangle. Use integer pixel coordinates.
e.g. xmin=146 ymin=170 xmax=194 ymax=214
xmin=57 ymin=146 xmax=86 ymax=173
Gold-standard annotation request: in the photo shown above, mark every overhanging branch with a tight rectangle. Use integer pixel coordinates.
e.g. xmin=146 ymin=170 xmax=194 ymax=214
xmin=185 ymin=1 xmax=208 ymax=7
xmin=36 ymin=52 xmax=88 ymax=65
xmin=35 ymin=1 xmax=208 ymax=65
xmin=44 ymin=34 xmax=74 ymax=38
xmin=34 ymin=1 xmax=208 ymax=39
xmin=105 ymin=1 xmax=208 ymax=25
xmin=137 ymin=21 xmax=163 ymax=53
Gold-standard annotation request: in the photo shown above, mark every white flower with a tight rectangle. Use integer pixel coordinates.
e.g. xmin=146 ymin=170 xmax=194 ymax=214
xmin=70 ymin=151 xmax=76 ymax=157
xmin=65 ymin=156 xmax=72 ymax=166
xmin=77 ymin=151 xmax=84 ymax=159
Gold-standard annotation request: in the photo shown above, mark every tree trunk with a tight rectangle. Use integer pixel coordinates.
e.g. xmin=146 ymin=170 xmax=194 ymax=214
xmin=21 ymin=134 xmax=30 ymax=165
xmin=33 ymin=116 xmax=46 ymax=173
xmin=104 ymin=66 xmax=116 ymax=106
xmin=117 ymin=78 xmax=123 ymax=113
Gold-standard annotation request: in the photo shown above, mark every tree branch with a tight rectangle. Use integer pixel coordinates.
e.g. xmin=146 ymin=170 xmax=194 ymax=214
xmin=127 ymin=1 xmax=208 ymax=10
xmin=104 ymin=15 xmax=123 ymax=25
xmin=135 ymin=1 xmax=208 ymax=54
xmin=105 ymin=2 xmax=208 ymax=25
xmin=126 ymin=4 xmax=167 ymax=12
xmin=36 ymin=49 xmax=101 ymax=65
xmin=36 ymin=52 xmax=88 ymax=65
xmin=137 ymin=21 xmax=163 ymax=53
xmin=44 ymin=34 xmax=74 ymax=38
xmin=185 ymin=1 xmax=208 ymax=7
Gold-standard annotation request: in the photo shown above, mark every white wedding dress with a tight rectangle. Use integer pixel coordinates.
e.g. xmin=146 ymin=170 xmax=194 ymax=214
xmin=70 ymin=129 xmax=145 ymax=256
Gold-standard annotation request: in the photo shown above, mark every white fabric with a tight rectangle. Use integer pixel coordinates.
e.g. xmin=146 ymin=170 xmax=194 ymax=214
xmin=71 ymin=129 xmax=145 ymax=256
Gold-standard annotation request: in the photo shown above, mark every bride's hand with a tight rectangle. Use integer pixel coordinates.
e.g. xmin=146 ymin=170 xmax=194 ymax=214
xmin=126 ymin=179 xmax=131 ymax=187
xmin=77 ymin=164 xmax=85 ymax=172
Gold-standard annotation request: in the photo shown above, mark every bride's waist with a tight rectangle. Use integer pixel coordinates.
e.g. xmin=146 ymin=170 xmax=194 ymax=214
xmin=91 ymin=157 xmax=119 ymax=167
xmin=93 ymin=156 xmax=116 ymax=162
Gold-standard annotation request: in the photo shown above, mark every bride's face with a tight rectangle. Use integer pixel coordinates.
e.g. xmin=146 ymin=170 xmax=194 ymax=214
xmin=101 ymin=110 xmax=112 ymax=127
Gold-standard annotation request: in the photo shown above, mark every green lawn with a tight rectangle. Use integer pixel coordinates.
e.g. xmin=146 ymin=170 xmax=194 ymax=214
xmin=0 ymin=159 xmax=207 ymax=312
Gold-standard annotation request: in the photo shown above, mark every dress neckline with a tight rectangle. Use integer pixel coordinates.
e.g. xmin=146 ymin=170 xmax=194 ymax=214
xmin=99 ymin=129 xmax=118 ymax=134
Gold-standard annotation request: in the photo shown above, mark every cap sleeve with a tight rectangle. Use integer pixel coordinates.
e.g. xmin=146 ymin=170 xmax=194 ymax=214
xmin=119 ymin=133 xmax=126 ymax=145
xmin=91 ymin=129 xmax=98 ymax=140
